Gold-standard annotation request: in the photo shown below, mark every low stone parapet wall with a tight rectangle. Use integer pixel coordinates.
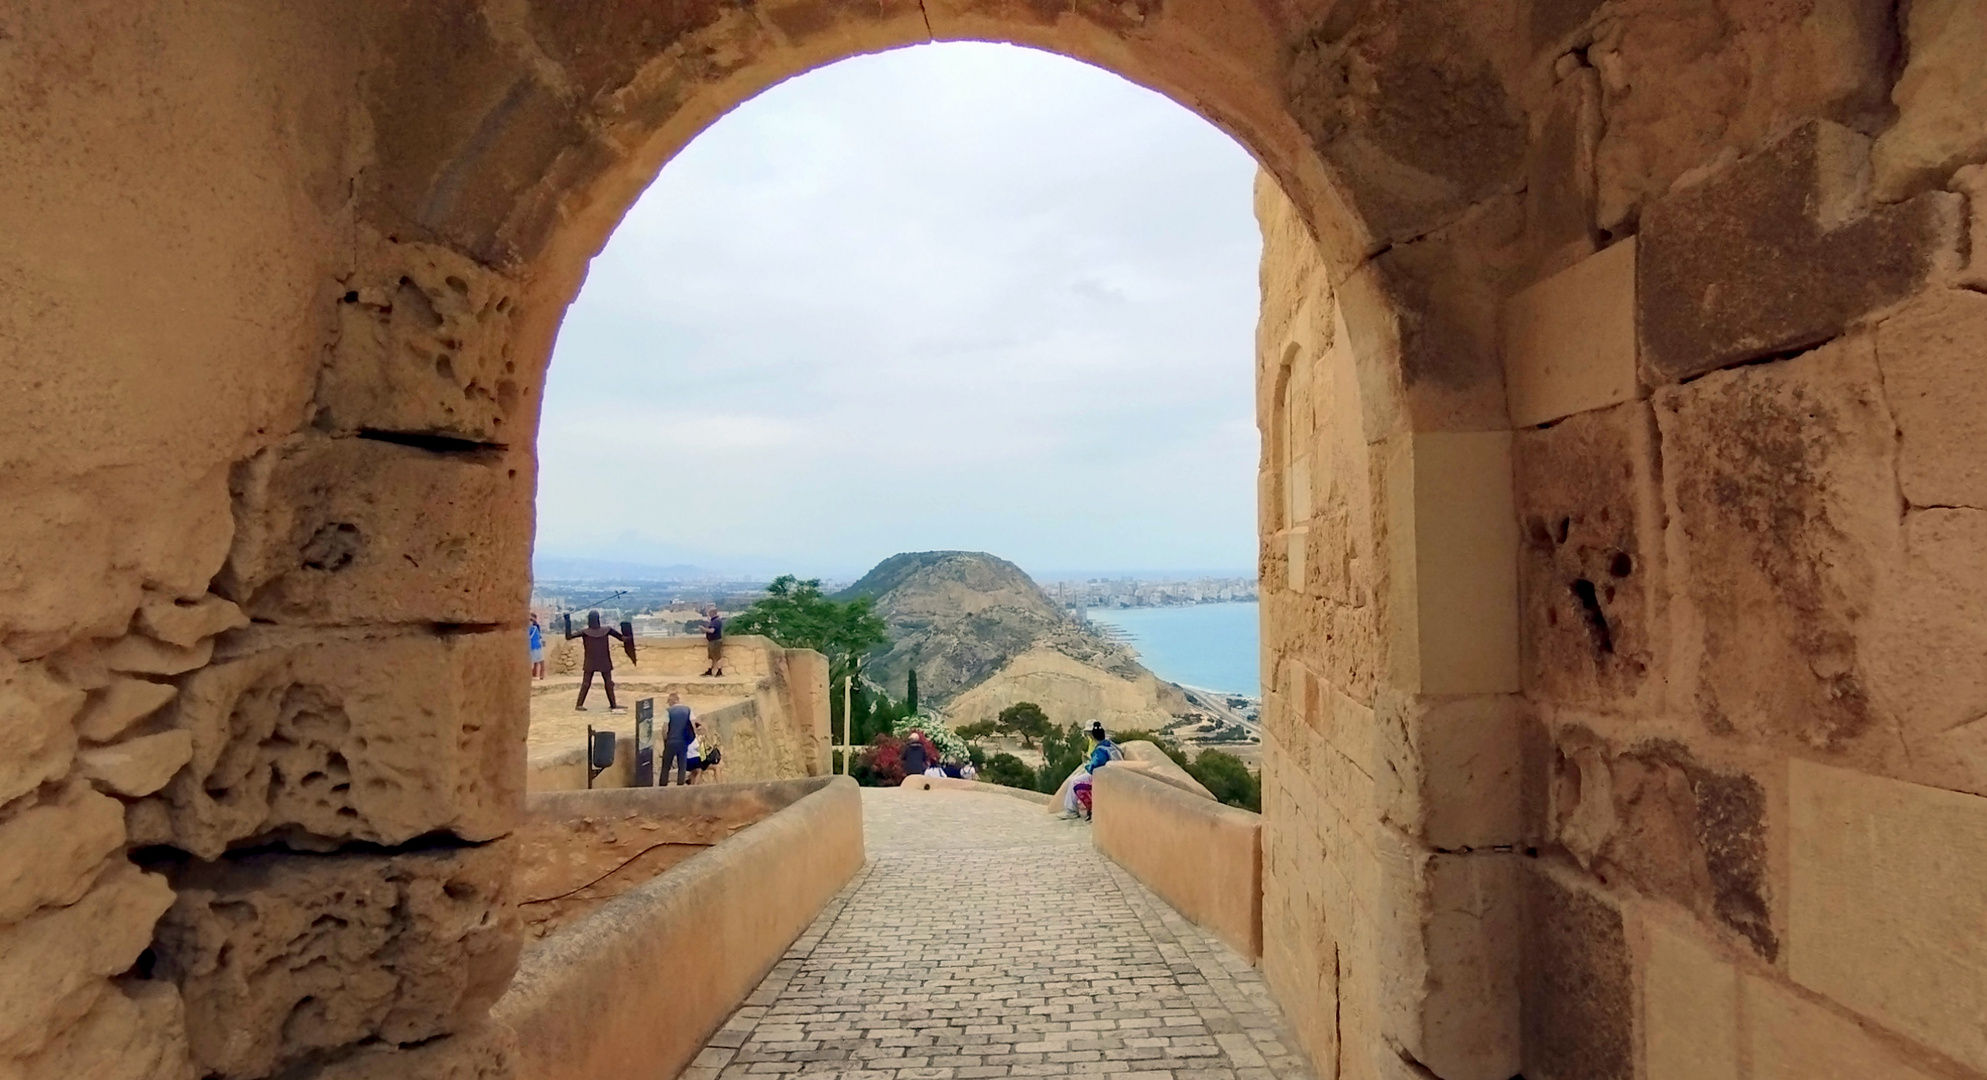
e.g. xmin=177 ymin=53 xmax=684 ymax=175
xmin=526 ymin=698 xmax=757 ymax=791
xmin=1092 ymin=765 xmax=1262 ymax=961
xmin=513 ymin=778 xmax=830 ymax=937
xmin=494 ymin=775 xmax=866 ymax=1080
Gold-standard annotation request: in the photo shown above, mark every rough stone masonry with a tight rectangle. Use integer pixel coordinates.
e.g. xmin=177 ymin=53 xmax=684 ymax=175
xmin=4 ymin=1 xmax=1987 ymax=1079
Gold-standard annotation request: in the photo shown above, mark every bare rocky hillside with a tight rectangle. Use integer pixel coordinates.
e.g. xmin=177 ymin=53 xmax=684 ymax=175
xmin=836 ymin=551 xmax=1154 ymax=706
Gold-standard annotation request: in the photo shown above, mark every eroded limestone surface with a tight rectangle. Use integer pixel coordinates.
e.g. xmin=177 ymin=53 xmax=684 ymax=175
xmin=154 ymin=843 xmax=518 ymax=1080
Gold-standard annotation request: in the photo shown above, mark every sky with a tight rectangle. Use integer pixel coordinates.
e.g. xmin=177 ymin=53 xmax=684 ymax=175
xmin=534 ymin=42 xmax=1263 ymax=582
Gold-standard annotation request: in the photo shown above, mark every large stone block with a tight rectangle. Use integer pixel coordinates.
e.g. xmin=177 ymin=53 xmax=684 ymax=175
xmin=1871 ymin=0 xmax=1987 ymax=201
xmin=217 ymin=435 xmax=529 ymax=625
xmin=1374 ymin=833 xmax=1522 ymax=1080
xmin=1384 ymin=432 xmax=1521 ymax=696
xmin=15 ymin=981 xmax=194 ymax=1080
xmin=1654 ymin=334 xmax=1896 ymax=751
xmin=319 ymin=232 xmax=524 ymax=444
xmin=0 ymin=780 xmax=126 ymax=923
xmin=1643 ymin=919 xmax=1739 ymax=1080
xmin=1745 ymin=973 xmax=1938 ymax=1080
xmin=1549 ymin=730 xmax=1774 ymax=957
xmin=151 ymin=628 xmax=525 ymax=857
xmin=1501 ymin=239 xmax=1636 ymax=427
xmin=1522 ymin=64 xmax=1601 ymax=258
xmin=0 ymin=862 xmax=176 ymax=1059
xmin=1639 ymin=121 xmax=1960 ymax=383
xmin=1373 ymin=690 xmax=1532 ymax=850
xmin=1788 ymin=761 xmax=1987 ymax=1073
xmin=1874 ymin=288 xmax=1987 ymax=509
xmin=355 ymin=3 xmax=589 ymax=265
xmin=0 ymin=468 xmax=231 ymax=645
xmin=155 ymin=843 xmax=518 ymax=1080
xmin=1865 ymin=508 xmax=1987 ymax=794
xmin=1514 ymin=401 xmax=1663 ymax=712
xmin=0 ymin=653 xmax=82 ymax=805
xmin=1521 ymin=866 xmax=1631 ymax=1080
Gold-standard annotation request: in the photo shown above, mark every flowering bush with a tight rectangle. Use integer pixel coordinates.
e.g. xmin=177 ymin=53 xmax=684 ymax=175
xmin=893 ymin=714 xmax=970 ymax=762
xmin=852 ymin=735 xmax=907 ymax=787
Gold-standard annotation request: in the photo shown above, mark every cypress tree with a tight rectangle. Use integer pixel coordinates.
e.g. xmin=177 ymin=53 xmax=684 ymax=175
xmin=906 ymin=668 xmax=919 ymax=715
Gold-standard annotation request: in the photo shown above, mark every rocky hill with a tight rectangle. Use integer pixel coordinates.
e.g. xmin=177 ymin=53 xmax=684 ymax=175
xmin=837 ymin=551 xmax=1188 ymax=730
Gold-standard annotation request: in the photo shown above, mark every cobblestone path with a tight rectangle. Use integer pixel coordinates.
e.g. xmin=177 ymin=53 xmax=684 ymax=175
xmin=685 ymin=787 xmax=1318 ymax=1080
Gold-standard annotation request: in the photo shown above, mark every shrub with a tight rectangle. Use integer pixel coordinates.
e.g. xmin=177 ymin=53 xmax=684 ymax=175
xmin=1188 ymin=749 xmax=1261 ymax=812
xmin=852 ymin=734 xmax=907 ymax=787
xmin=954 ymin=719 xmax=999 ymax=742
xmin=893 ymin=714 xmax=970 ymax=762
xmin=980 ymin=752 xmax=1035 ymax=790
xmin=1035 ymin=722 xmax=1091 ymax=793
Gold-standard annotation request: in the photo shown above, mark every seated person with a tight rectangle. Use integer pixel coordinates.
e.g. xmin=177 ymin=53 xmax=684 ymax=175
xmin=1069 ymin=721 xmax=1124 ymax=820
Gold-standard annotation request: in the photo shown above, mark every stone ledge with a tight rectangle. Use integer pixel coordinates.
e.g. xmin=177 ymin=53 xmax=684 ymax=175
xmin=1093 ymin=765 xmax=1262 ymax=961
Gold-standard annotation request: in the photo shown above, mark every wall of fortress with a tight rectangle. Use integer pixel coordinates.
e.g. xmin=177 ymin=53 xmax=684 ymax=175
xmin=1254 ymin=28 xmax=1987 ymax=1074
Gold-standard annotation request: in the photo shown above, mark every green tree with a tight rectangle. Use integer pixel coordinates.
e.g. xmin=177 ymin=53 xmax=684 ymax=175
xmin=729 ymin=574 xmax=888 ymax=687
xmin=980 ymin=752 xmax=1035 ymax=790
xmin=1035 ymin=722 xmax=1091 ymax=793
xmin=953 ymin=719 xmax=999 ymax=742
xmin=906 ymin=668 xmax=919 ymax=716
xmin=1187 ymin=750 xmax=1262 ymax=812
xmin=996 ymin=701 xmax=1052 ymax=748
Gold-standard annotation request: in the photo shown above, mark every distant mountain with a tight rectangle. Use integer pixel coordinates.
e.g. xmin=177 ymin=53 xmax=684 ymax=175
xmin=837 ymin=551 xmax=1160 ymax=710
xmin=531 ymin=555 xmax=715 ymax=581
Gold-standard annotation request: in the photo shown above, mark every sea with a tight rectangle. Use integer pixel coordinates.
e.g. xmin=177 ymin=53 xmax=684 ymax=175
xmin=1085 ymin=601 xmax=1261 ymax=698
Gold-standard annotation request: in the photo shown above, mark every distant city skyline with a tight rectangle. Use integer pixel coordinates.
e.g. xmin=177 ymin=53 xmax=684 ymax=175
xmin=534 ymin=42 xmax=1262 ymax=578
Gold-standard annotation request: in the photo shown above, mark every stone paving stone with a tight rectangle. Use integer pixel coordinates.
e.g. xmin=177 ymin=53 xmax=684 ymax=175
xmin=692 ymin=789 xmax=1318 ymax=1080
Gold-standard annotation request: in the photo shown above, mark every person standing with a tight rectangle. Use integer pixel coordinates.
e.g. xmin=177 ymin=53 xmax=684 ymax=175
xmin=899 ymin=732 xmax=929 ymax=778
xmin=527 ymin=613 xmax=546 ymax=680
xmin=701 ymin=604 xmax=725 ymax=677
xmin=661 ymin=692 xmax=696 ymax=785
xmin=568 ymin=611 xmax=627 ymax=712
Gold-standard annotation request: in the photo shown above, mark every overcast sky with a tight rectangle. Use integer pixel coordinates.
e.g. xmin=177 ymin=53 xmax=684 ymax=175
xmin=534 ymin=42 xmax=1263 ymax=582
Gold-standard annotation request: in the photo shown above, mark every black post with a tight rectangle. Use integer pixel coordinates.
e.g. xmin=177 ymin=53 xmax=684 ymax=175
xmin=634 ymin=698 xmax=655 ymax=786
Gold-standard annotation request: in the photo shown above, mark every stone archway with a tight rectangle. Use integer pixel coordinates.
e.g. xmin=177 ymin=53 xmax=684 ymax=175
xmin=7 ymin=2 xmax=1987 ymax=1080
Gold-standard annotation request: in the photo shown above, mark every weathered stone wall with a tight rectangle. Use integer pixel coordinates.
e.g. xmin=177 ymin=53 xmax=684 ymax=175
xmin=1254 ymin=3 xmax=1987 ymax=1075
xmin=4 ymin=0 xmax=1986 ymax=1078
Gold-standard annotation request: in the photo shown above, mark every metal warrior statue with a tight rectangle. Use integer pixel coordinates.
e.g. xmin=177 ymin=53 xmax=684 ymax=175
xmin=565 ymin=610 xmax=634 ymax=712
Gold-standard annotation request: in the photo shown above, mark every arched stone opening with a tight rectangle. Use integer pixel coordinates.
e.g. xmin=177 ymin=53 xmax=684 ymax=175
xmin=8 ymin=2 xmax=1987 ymax=1080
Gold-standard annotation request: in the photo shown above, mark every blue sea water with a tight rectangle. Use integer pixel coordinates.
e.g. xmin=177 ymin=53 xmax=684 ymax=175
xmin=1085 ymin=601 xmax=1261 ymax=697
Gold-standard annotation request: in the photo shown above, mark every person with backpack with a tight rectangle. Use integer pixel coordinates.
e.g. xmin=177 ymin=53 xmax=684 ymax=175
xmin=660 ymin=692 xmax=696 ymax=785
xmin=1067 ymin=720 xmax=1123 ymax=820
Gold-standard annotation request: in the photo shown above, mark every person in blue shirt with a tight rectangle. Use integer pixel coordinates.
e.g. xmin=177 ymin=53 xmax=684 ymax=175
xmin=1069 ymin=721 xmax=1125 ymax=820
xmin=701 ymin=605 xmax=726 ymax=677
xmin=527 ymin=613 xmax=546 ymax=680
xmin=661 ymin=692 xmax=697 ymax=785
xmin=1086 ymin=721 xmax=1123 ymax=772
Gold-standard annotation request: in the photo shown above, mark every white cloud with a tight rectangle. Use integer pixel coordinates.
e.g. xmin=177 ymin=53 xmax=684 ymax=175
xmin=537 ymin=42 xmax=1262 ymax=578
